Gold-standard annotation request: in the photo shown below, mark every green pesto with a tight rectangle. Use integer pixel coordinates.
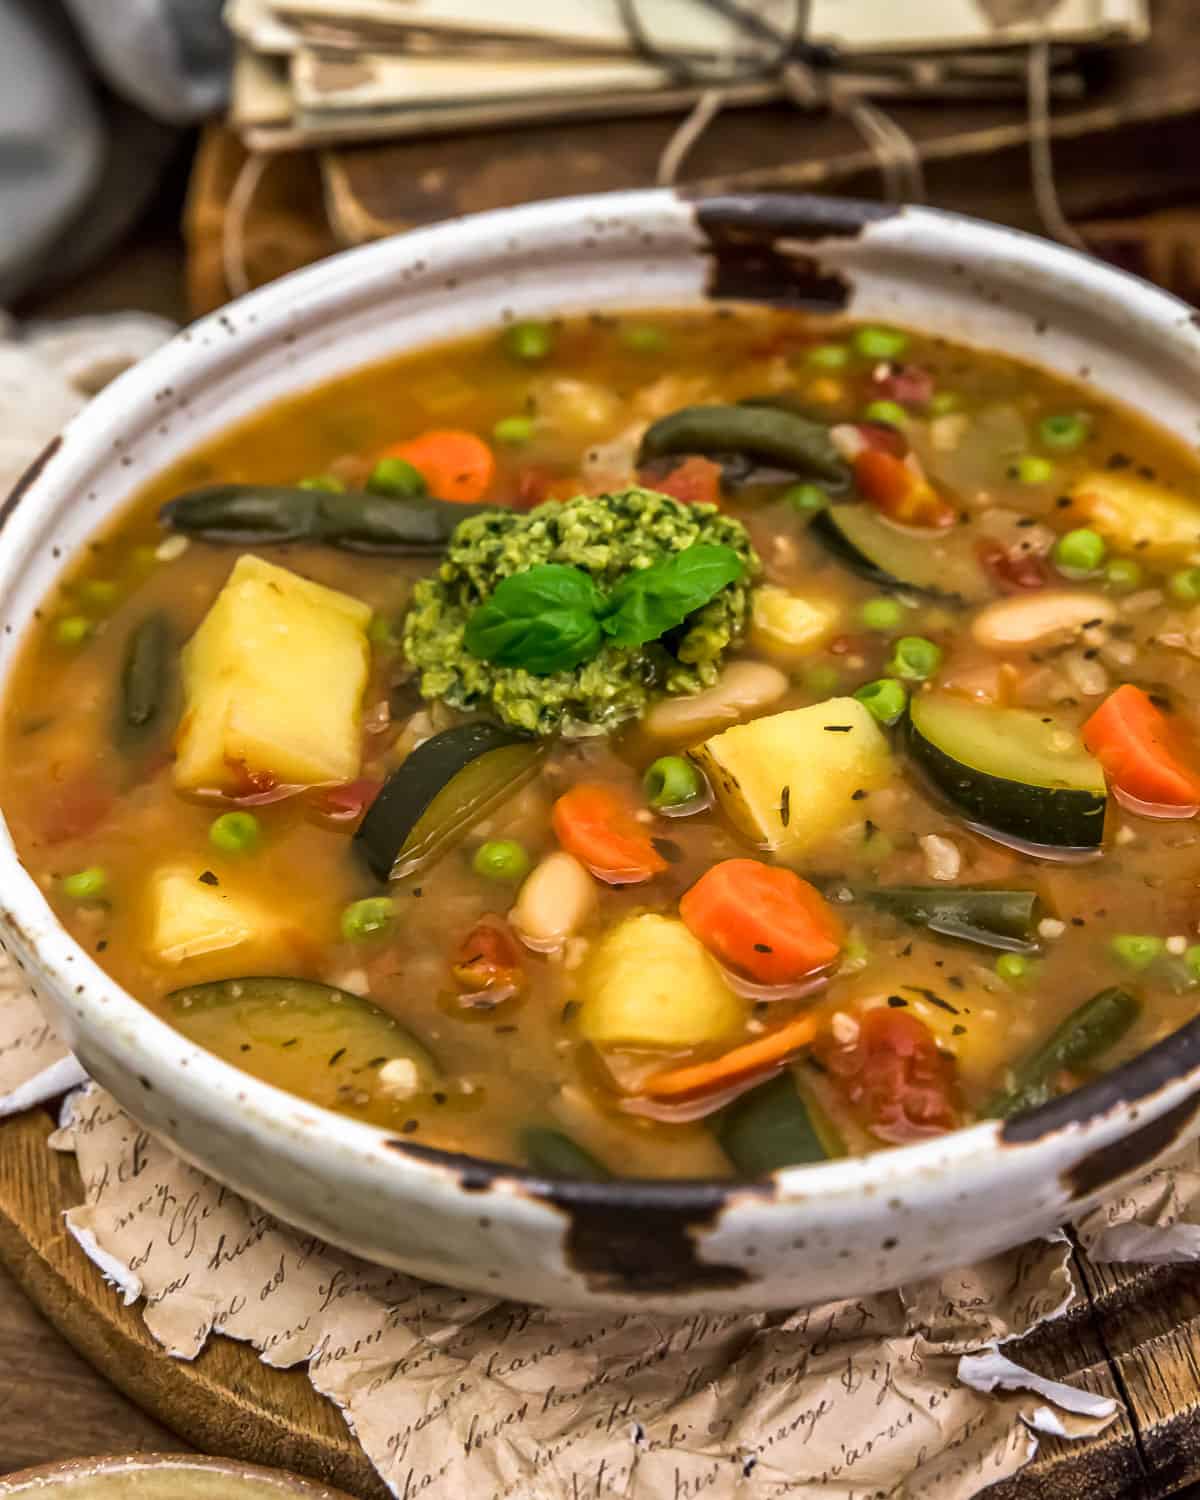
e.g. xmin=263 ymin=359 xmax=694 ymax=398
xmin=403 ymin=488 xmax=758 ymax=735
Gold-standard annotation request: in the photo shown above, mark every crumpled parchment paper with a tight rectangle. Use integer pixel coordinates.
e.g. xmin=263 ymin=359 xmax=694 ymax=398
xmin=0 ymin=312 xmax=1189 ymax=1499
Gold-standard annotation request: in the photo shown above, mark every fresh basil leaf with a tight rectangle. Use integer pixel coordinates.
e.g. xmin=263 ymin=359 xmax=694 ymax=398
xmin=600 ymin=543 xmax=744 ymax=648
xmin=464 ymin=564 xmax=603 ymax=675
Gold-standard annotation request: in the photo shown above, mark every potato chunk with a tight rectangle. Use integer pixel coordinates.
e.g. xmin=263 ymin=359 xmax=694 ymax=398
xmin=1072 ymin=469 xmax=1200 ymax=564
xmin=688 ymin=697 xmax=892 ymax=857
xmin=749 ymin=586 xmax=840 ymax=660
xmin=174 ymin=555 xmax=371 ymax=791
xmin=149 ymin=868 xmax=276 ymax=964
xmin=578 ymin=914 xmax=744 ymax=1049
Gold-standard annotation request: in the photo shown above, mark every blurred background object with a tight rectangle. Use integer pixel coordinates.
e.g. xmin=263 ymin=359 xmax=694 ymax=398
xmin=7 ymin=1 xmax=1200 ymax=324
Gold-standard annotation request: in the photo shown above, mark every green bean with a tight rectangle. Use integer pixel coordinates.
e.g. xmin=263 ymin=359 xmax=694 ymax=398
xmin=849 ymin=886 xmax=1041 ymax=953
xmin=984 ymin=986 xmax=1140 ymax=1118
xmin=718 ymin=1073 xmax=842 ymax=1175
xmin=159 ymin=484 xmax=491 ymax=554
xmin=519 ymin=1126 xmax=611 ymax=1179
xmin=637 ymin=404 xmax=849 ymax=485
xmin=119 ymin=612 xmax=170 ymax=737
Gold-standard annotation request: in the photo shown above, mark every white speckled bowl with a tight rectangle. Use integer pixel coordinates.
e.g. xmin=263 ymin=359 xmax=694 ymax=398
xmin=3 ymin=191 xmax=1200 ymax=1312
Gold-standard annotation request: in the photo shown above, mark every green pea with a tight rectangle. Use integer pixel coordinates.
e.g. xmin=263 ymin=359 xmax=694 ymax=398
xmin=619 ymin=323 xmax=667 ymax=355
xmin=1039 ymin=412 xmax=1090 ymax=451
xmin=341 ymin=896 xmax=397 ymax=943
xmin=806 ymin=343 xmax=850 ymax=369
xmin=853 ymin=326 xmax=909 ymax=360
xmin=859 ymin=596 xmax=906 ymax=633
xmin=472 ymin=839 xmax=532 ymax=882
xmin=55 ymin=616 xmax=93 ymax=647
xmin=492 ymin=416 xmax=536 ymax=447
xmin=995 ymin=953 xmax=1030 ymax=983
xmin=502 ymin=321 xmax=554 ymax=363
xmin=1110 ymin=933 xmax=1164 ymax=969
xmin=366 ymin=457 xmax=427 ymax=498
xmin=782 ymin=483 xmax=828 ymax=513
xmin=1168 ymin=567 xmax=1200 ymax=603
xmin=929 ymin=391 xmax=962 ymax=415
xmin=863 ymin=399 xmax=908 ymax=429
xmin=854 ymin=677 xmax=908 ymax=726
xmin=298 ymin=474 xmax=346 ymax=493
xmin=802 ymin=662 xmax=841 ymax=696
xmin=1053 ymin=528 xmax=1106 ymax=575
xmin=887 ymin=636 xmax=942 ymax=682
xmin=62 ymin=867 xmax=107 ymax=902
xmin=78 ymin=580 xmax=119 ymax=609
xmin=209 ymin=811 xmax=261 ymax=855
xmin=643 ymin=755 xmax=703 ymax=810
xmin=1104 ymin=557 xmax=1143 ymax=593
xmin=1015 ymin=455 xmax=1055 ymax=486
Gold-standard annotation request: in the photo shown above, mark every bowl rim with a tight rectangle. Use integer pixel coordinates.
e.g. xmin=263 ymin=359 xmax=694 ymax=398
xmin=0 ymin=1452 xmax=356 ymax=1496
xmin=3 ymin=186 xmax=1200 ymax=1217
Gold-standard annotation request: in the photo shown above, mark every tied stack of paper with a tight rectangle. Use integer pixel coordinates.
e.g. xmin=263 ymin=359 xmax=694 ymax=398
xmin=225 ymin=0 xmax=1148 ymax=152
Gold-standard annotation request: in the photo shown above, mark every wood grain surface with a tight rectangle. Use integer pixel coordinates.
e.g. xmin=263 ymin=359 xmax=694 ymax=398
xmin=0 ymin=1103 xmax=1195 ymax=1496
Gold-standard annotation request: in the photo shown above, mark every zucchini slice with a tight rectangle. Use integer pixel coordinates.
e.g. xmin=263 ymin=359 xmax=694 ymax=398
xmin=718 ymin=1072 xmax=843 ymax=1176
xmin=812 ymin=505 xmax=990 ymax=603
xmin=355 ymin=721 xmax=546 ymax=882
xmin=165 ymin=976 xmax=440 ymax=1102
xmin=909 ymin=694 xmax=1106 ymax=850
xmin=519 ymin=1126 xmax=611 ymax=1180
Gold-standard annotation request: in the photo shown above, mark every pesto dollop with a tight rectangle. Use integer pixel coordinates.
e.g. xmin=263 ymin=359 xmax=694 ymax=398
xmin=403 ymin=488 xmax=758 ymax=735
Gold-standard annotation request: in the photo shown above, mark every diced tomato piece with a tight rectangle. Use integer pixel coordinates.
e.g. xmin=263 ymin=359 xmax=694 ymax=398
xmin=854 ymin=449 xmax=957 ymax=529
xmin=452 ymin=917 xmax=525 ymax=1005
xmin=513 ymin=466 xmax=554 ymax=509
xmin=40 ymin=772 xmax=113 ymax=845
xmin=1083 ymin=684 xmax=1200 ymax=811
xmin=870 ymin=363 xmax=935 ymax=408
xmin=854 ymin=421 xmax=908 ymax=458
xmin=311 ymin=778 xmax=382 ymax=823
xmin=817 ymin=1008 xmax=959 ymax=1143
xmin=638 ymin=455 xmax=723 ymax=507
xmin=551 ymin=783 xmax=667 ymax=885
xmin=680 ymin=859 xmax=841 ymax=986
xmin=977 ymin=539 xmax=1048 ymax=592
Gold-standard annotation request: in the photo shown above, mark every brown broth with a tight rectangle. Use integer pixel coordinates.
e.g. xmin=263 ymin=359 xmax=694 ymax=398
xmin=5 ymin=307 xmax=1200 ymax=1178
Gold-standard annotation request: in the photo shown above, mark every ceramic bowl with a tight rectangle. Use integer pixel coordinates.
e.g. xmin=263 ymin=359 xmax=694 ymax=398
xmin=0 ymin=1454 xmax=353 ymax=1497
xmin=3 ymin=191 xmax=1200 ymax=1312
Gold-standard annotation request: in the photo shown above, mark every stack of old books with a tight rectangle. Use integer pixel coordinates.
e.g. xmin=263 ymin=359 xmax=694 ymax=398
xmin=225 ymin=0 xmax=1148 ymax=151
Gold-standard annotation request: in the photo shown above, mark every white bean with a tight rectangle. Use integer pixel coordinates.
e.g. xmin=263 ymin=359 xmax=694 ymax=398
xmin=970 ymin=590 xmax=1113 ymax=650
xmin=642 ymin=660 xmax=789 ymax=741
xmin=511 ymin=851 xmax=597 ymax=953
xmin=919 ymin=833 xmax=962 ymax=882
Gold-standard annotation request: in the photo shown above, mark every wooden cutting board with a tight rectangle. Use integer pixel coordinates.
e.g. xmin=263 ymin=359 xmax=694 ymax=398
xmin=0 ymin=1101 xmax=1196 ymax=1500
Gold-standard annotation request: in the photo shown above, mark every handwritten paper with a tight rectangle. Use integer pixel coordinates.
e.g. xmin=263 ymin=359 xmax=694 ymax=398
xmin=37 ymin=1079 xmax=1114 ymax=1500
xmin=0 ymin=966 xmax=86 ymax=1117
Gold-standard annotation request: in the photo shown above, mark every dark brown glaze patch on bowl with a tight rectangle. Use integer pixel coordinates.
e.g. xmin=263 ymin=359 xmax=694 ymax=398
xmin=1063 ymin=1090 xmax=1200 ymax=1202
xmin=687 ymin=193 xmax=898 ymax=309
xmin=386 ymin=1138 xmax=769 ymax=1291
xmin=1001 ymin=1015 xmax=1200 ymax=1145
xmin=0 ymin=434 xmax=61 ymax=534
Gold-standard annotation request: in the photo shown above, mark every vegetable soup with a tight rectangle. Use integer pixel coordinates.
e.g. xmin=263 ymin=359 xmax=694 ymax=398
xmin=7 ymin=307 xmax=1200 ymax=1180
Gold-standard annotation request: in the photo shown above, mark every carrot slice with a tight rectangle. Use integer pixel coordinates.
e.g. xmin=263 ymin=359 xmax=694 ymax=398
xmin=854 ymin=449 xmax=956 ymax=529
xmin=1083 ymin=683 xmax=1200 ymax=809
xmin=641 ymin=1011 xmax=819 ymax=1101
xmin=382 ymin=429 xmax=495 ymax=503
xmin=551 ymin=783 xmax=667 ymax=885
xmin=680 ymin=859 xmax=841 ymax=986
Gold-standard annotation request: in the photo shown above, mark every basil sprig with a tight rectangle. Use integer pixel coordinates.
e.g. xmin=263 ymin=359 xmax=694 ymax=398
xmin=463 ymin=543 xmax=745 ymax=676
